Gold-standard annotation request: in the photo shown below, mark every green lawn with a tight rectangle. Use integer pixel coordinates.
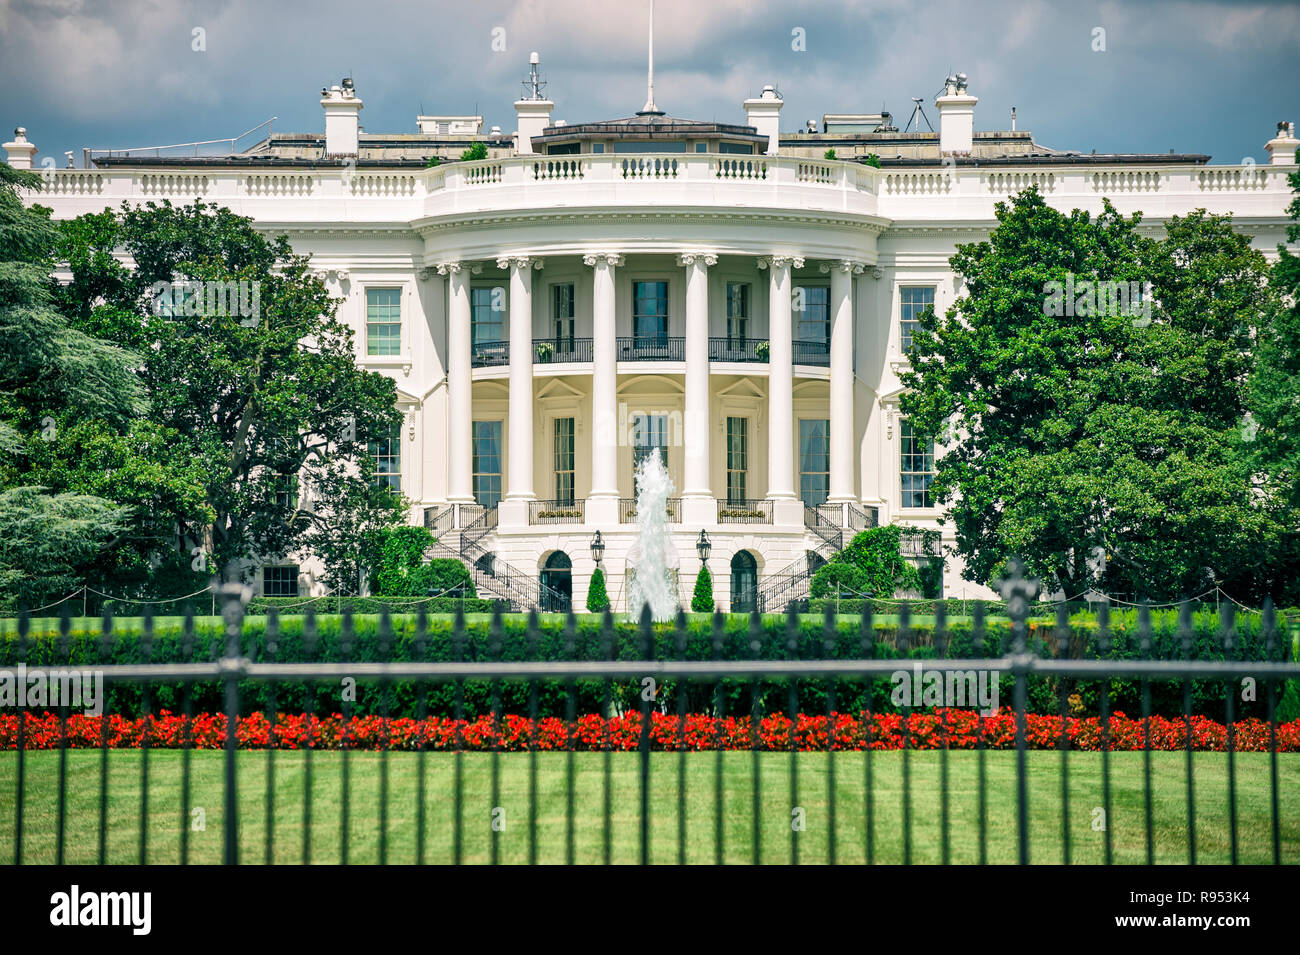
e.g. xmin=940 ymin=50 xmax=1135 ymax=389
xmin=2 ymin=750 xmax=1295 ymax=864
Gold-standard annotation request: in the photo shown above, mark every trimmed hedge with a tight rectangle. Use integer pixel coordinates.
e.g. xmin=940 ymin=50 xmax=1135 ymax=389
xmin=2 ymin=609 xmax=1291 ymax=723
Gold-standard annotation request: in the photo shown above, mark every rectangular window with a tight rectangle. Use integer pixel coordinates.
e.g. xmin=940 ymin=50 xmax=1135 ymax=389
xmin=632 ymin=413 xmax=669 ymax=476
xmin=795 ymin=286 xmax=830 ymax=343
xmin=726 ymin=417 xmax=748 ymax=504
xmin=554 ymin=417 xmax=575 ymax=506
xmin=633 ymin=281 xmax=669 ymax=343
xmin=368 ymin=423 xmax=401 ymax=492
xmin=274 ymin=473 xmax=299 ymax=511
xmin=719 ymin=142 xmax=754 ymax=154
xmin=472 ymin=420 xmax=503 ymax=508
xmin=900 ymin=286 xmax=935 ymax=354
xmin=799 ymin=419 xmax=830 ymax=508
xmin=263 ymin=566 xmax=299 ymax=598
xmin=552 ymin=283 xmax=575 ymax=342
xmin=726 ymin=283 xmax=750 ymax=341
xmin=591 ymin=143 xmax=605 ymax=154
xmin=900 ymin=420 xmax=936 ymax=508
xmin=471 ymin=286 xmax=505 ymax=345
xmin=366 ymin=287 xmax=402 ymax=356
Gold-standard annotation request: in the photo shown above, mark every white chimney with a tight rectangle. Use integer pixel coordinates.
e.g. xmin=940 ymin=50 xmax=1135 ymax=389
xmin=935 ymin=73 xmax=978 ymax=156
xmin=321 ymin=79 xmax=363 ymax=157
xmin=514 ymin=52 xmax=553 ymax=155
xmin=744 ymin=85 xmax=783 ymax=156
xmin=1265 ymin=121 xmax=1299 ymax=165
xmin=3 ymin=127 xmax=37 ymax=169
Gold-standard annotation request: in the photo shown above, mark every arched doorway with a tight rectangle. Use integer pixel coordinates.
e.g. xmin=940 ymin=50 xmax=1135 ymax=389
xmin=730 ymin=550 xmax=758 ymax=614
xmin=540 ymin=551 xmax=572 ymax=613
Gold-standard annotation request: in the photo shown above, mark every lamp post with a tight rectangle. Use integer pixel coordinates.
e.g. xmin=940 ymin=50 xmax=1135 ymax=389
xmin=696 ymin=528 xmax=712 ymax=566
xmin=590 ymin=530 xmax=605 ymax=568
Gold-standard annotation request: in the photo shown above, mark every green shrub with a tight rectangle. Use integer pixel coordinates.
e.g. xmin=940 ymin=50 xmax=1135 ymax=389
xmin=810 ymin=563 xmax=866 ymax=599
xmin=691 ymin=567 xmax=714 ymax=613
xmin=459 ymin=142 xmax=488 ymax=162
xmin=862 ymin=153 xmax=881 ymax=168
xmin=586 ymin=567 xmax=610 ymax=613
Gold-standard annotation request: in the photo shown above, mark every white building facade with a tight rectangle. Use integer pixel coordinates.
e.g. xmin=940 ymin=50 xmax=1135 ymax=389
xmin=7 ymin=68 xmax=1298 ymax=612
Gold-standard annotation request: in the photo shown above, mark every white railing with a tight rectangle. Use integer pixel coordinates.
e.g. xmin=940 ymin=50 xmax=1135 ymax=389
xmin=21 ymin=156 xmax=1294 ymax=226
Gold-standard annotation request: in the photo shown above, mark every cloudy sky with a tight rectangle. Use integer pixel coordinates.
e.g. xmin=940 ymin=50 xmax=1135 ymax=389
xmin=1 ymin=0 xmax=1295 ymax=165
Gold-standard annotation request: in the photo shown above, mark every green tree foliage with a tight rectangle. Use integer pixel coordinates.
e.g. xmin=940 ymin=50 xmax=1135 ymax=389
xmin=0 ymin=165 xmax=177 ymax=606
xmin=902 ymin=188 xmax=1281 ymax=601
xmin=691 ymin=565 xmax=714 ymax=613
xmin=459 ymin=142 xmax=488 ymax=162
xmin=1247 ymin=153 xmax=1300 ymax=602
xmin=586 ymin=566 xmax=610 ymax=613
xmin=811 ymin=524 xmax=932 ymax=599
xmin=371 ymin=526 xmax=474 ymax=598
xmin=52 ymin=199 xmax=406 ymax=582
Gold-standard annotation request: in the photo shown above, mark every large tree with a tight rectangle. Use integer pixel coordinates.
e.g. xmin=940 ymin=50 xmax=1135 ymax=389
xmin=1246 ymin=151 xmax=1300 ymax=603
xmin=901 ymin=189 xmax=1281 ymax=601
xmin=0 ymin=165 xmax=148 ymax=607
xmin=52 ymin=199 xmax=406 ymax=583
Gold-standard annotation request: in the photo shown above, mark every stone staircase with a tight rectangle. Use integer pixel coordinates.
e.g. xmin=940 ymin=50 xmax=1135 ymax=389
xmin=424 ymin=504 xmax=565 ymax=612
xmin=755 ymin=503 xmax=878 ymax=613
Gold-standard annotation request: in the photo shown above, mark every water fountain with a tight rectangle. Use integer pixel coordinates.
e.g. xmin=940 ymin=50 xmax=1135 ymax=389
xmin=625 ymin=450 xmax=679 ymax=622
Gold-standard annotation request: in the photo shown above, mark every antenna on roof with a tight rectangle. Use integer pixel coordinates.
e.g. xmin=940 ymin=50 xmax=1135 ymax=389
xmin=639 ymin=0 xmax=663 ymax=115
xmin=905 ymin=97 xmax=934 ymax=133
xmin=522 ymin=51 xmax=547 ymax=101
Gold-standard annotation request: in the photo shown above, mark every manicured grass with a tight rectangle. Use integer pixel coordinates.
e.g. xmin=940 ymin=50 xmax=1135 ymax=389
xmin=1 ymin=750 xmax=1295 ymax=864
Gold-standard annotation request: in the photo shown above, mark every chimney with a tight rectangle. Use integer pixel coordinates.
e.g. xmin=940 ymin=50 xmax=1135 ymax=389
xmin=1265 ymin=121 xmax=1299 ymax=166
xmin=935 ymin=73 xmax=978 ymax=156
xmin=744 ymin=85 xmax=783 ymax=156
xmin=3 ymin=127 xmax=37 ymax=169
xmin=321 ymin=79 xmax=363 ymax=158
xmin=514 ymin=52 xmax=553 ymax=155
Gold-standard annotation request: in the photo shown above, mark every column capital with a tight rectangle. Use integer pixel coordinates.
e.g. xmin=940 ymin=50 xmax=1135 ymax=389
xmin=437 ymin=261 xmax=484 ymax=275
xmin=819 ymin=259 xmax=866 ymax=275
xmin=583 ymin=252 xmax=625 ymax=268
xmin=757 ymin=254 xmax=804 ymax=270
xmin=496 ymin=255 xmax=545 ymax=271
xmin=676 ymin=251 xmax=718 ymax=268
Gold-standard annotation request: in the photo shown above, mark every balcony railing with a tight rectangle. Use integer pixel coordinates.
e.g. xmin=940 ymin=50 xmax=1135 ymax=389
xmin=792 ymin=340 xmax=831 ymax=366
xmin=617 ymin=336 xmax=686 ymax=362
xmin=529 ymin=499 xmax=586 ymax=525
xmin=470 ymin=340 xmax=509 ymax=367
xmin=717 ymin=498 xmax=774 ymax=524
xmin=533 ymin=337 xmax=593 ymax=364
xmin=708 ymin=337 xmax=768 ymax=362
xmin=618 ymin=497 xmax=682 ymax=524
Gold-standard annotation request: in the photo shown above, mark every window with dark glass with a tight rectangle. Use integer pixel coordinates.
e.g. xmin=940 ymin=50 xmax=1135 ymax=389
xmin=632 ymin=413 xmax=669 ymax=476
xmin=471 ymin=286 xmax=505 ymax=345
xmin=263 ymin=565 xmax=299 ymax=598
xmin=900 ymin=286 xmax=935 ymax=354
xmin=368 ymin=423 xmax=401 ymax=492
xmin=726 ymin=283 xmax=750 ymax=341
xmin=554 ymin=417 xmax=575 ymax=505
xmin=795 ymin=286 xmax=830 ymax=344
xmin=900 ymin=420 xmax=936 ymax=508
xmin=799 ymin=419 xmax=830 ymax=507
xmin=366 ymin=287 xmax=401 ymax=356
xmin=552 ymin=283 xmax=575 ymax=343
xmin=726 ymin=416 xmax=748 ymax=504
xmin=633 ymin=281 xmax=669 ymax=343
xmin=472 ymin=420 xmax=503 ymax=508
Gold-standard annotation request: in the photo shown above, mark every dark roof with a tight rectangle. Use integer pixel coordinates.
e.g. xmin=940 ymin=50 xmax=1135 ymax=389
xmin=870 ymin=152 xmax=1212 ymax=166
xmin=533 ymin=111 xmax=765 ymax=143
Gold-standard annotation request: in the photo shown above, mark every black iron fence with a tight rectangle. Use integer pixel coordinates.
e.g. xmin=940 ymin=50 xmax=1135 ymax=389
xmin=2 ymin=568 xmax=1298 ymax=865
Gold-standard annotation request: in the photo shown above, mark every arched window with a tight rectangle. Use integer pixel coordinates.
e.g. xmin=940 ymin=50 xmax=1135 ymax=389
xmin=730 ymin=550 xmax=758 ymax=614
xmin=540 ymin=551 xmax=573 ymax=613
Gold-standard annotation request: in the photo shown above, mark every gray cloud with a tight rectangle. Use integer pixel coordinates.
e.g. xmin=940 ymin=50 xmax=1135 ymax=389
xmin=1 ymin=0 xmax=1296 ymax=163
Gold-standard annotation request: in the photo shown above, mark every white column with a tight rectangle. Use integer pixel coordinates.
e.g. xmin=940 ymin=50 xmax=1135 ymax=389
xmin=586 ymin=253 xmax=623 ymax=505
xmin=679 ymin=252 xmax=716 ymax=505
xmin=503 ymin=255 xmax=540 ymax=501
xmin=440 ymin=262 xmax=474 ymax=504
xmin=761 ymin=255 xmax=801 ymax=501
xmin=825 ymin=259 xmax=863 ymax=504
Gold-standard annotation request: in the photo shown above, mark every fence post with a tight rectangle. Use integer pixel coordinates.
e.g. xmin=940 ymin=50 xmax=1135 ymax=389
xmin=997 ymin=557 xmax=1039 ymax=866
xmin=215 ymin=581 xmax=252 ymax=865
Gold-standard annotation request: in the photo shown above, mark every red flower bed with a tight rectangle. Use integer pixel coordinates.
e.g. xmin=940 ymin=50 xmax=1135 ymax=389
xmin=2 ymin=710 xmax=1297 ymax=752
